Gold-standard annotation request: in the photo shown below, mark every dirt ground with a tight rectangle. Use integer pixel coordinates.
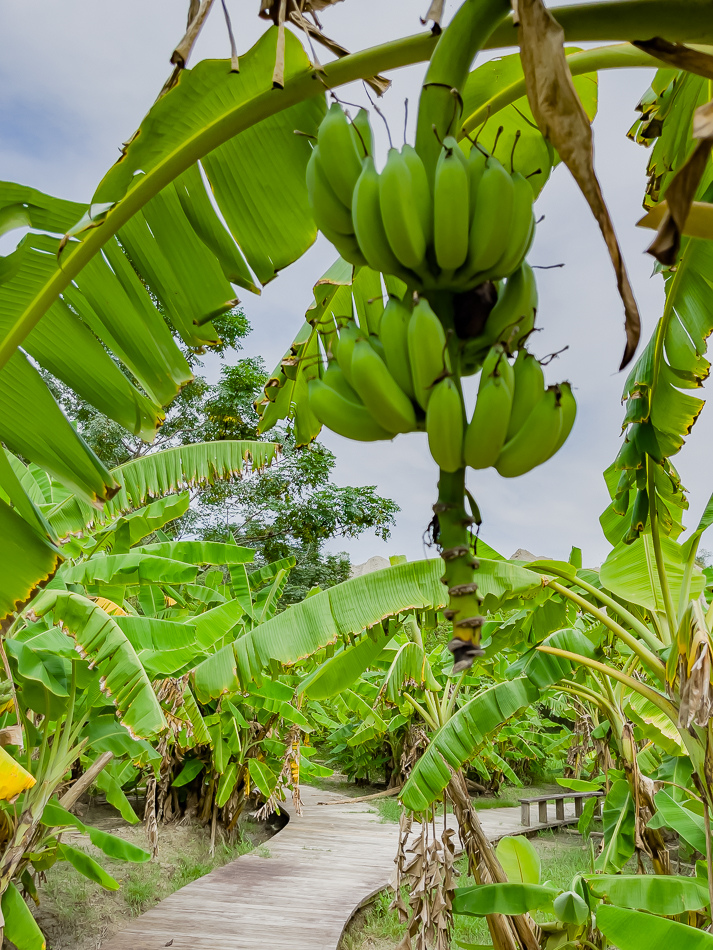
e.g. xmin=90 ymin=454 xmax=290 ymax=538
xmin=22 ymin=798 xmax=283 ymax=950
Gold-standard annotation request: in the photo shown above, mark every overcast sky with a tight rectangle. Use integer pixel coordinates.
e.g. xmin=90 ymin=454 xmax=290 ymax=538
xmin=3 ymin=2 xmax=712 ymax=568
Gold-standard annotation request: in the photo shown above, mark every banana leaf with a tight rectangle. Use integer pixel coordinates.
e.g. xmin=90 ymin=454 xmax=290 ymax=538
xmin=596 ymin=904 xmax=713 ymax=950
xmin=36 ymin=592 xmax=166 ymax=738
xmin=59 ymin=553 xmax=198 ymax=588
xmin=299 ymin=627 xmax=391 ymax=700
xmin=647 ymin=789 xmax=712 ymax=853
xmin=496 ymin=835 xmax=541 ymax=884
xmin=600 ymin=534 xmax=704 ymax=612
xmin=453 ymin=883 xmax=557 ymax=917
xmin=42 ymin=800 xmax=150 ymax=863
xmin=1 ymin=881 xmax=46 ymax=950
xmin=401 ymin=678 xmax=539 ymax=811
xmin=596 ymin=780 xmax=635 ymax=873
xmin=584 ymin=874 xmax=710 ymax=914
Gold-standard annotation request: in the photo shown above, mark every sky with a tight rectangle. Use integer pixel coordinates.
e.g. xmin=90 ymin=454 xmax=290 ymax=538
xmin=2 ymin=1 xmax=712 ymax=569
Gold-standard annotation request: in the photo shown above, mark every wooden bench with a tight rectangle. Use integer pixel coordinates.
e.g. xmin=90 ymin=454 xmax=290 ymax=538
xmin=519 ymin=791 xmax=603 ymax=828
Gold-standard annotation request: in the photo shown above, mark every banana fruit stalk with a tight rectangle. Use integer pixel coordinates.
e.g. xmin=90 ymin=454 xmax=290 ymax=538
xmin=307 ymin=105 xmax=535 ymax=293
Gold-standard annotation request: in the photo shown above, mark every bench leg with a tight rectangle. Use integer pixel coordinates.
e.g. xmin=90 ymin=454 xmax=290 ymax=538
xmin=521 ymin=803 xmax=530 ymax=826
xmin=538 ymin=801 xmax=548 ymax=824
xmin=555 ymin=798 xmax=565 ymax=821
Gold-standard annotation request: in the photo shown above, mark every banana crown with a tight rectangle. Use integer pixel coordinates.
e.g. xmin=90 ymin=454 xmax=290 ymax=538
xmin=307 ymin=106 xmax=536 ymax=293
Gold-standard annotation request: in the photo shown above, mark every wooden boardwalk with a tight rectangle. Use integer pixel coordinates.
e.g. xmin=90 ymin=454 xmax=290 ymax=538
xmin=101 ymin=786 xmax=578 ymax=950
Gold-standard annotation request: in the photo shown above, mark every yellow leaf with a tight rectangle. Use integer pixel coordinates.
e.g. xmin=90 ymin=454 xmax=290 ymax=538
xmin=0 ymin=746 xmax=35 ymax=801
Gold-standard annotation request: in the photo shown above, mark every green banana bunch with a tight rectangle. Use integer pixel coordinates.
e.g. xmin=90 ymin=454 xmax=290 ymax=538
xmin=407 ymin=296 xmax=451 ymax=410
xmin=308 ymin=374 xmax=393 ymax=442
xmin=463 ymin=346 xmax=514 ymax=469
xmin=495 ymin=381 xmax=576 ymax=477
xmin=309 ymin=104 xmax=536 ymax=292
xmin=426 ymin=377 xmax=464 ymax=472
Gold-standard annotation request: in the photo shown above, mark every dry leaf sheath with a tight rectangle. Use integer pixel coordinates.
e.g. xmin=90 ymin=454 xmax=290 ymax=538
xmin=518 ymin=0 xmax=640 ymax=369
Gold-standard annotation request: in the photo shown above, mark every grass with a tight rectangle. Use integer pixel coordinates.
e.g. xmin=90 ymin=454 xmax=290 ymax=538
xmin=339 ymin=830 xmax=594 ymax=950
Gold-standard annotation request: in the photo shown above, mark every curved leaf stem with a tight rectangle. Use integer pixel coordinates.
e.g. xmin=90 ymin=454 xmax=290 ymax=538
xmin=461 ymin=44 xmax=660 ymax=138
xmin=538 ymin=564 xmax=663 ymax=651
xmin=546 ymin=579 xmax=665 ymax=680
xmin=536 ymin=644 xmax=678 ymax=724
xmin=403 ymin=692 xmax=439 ymax=731
xmin=556 ymin=682 xmax=621 ymax=728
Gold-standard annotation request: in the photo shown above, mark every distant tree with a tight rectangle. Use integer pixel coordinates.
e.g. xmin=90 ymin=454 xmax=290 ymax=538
xmin=50 ymin=310 xmax=398 ymax=601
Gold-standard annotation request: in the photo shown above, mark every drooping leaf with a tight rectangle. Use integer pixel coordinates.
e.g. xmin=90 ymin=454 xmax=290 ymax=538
xmin=299 ymin=627 xmax=391 ymax=700
xmin=453 ymin=883 xmax=557 ymax=917
xmin=585 ymin=873 xmax=710 ymax=914
xmin=596 ymin=903 xmax=713 ymax=950
xmin=42 ymin=800 xmax=151 ymax=862
xmin=401 ymin=678 xmax=539 ymax=811
xmin=36 ymin=592 xmax=166 ymax=738
xmin=57 ymin=842 xmax=120 ymax=891
xmin=596 ymin=779 xmax=636 ymax=873
xmin=2 ymin=881 xmax=46 ymax=949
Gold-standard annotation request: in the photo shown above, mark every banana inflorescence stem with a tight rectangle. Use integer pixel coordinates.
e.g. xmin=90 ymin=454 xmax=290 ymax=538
xmin=435 ymin=466 xmax=484 ymax=671
xmin=415 ymin=0 xmax=511 ymax=183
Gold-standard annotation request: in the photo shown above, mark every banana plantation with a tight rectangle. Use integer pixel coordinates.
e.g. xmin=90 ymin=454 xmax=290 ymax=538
xmin=4 ymin=0 xmax=713 ymax=947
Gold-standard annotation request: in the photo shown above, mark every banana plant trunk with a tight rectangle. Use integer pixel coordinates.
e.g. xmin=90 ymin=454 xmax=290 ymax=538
xmin=447 ymin=770 xmax=541 ymax=950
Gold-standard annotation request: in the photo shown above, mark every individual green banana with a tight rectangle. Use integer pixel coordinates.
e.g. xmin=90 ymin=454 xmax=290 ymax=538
xmin=308 ymin=377 xmax=393 ymax=442
xmin=323 ymin=361 xmax=360 ymax=401
xmin=463 ymin=347 xmax=514 ymax=469
xmin=368 ymin=334 xmax=387 ymax=363
xmin=317 ymin=103 xmax=364 ymax=207
xmin=506 ymin=349 xmax=544 ymax=440
xmin=401 ymin=144 xmax=433 ymax=247
xmin=433 ymin=141 xmax=470 ymax=271
xmin=427 ymin=377 xmax=464 ymax=473
xmin=319 ymin=222 xmax=368 ymax=268
xmin=463 ymin=156 xmax=515 ymax=277
xmin=489 ymin=171 xmax=535 ymax=280
xmin=351 ymin=108 xmax=373 ymax=158
xmin=352 ymin=158 xmax=407 ymax=277
xmin=306 ymin=146 xmax=354 ymax=236
xmin=549 ymin=381 xmax=577 ymax=455
xmin=335 ymin=322 xmax=360 ymax=385
xmin=482 ymin=263 xmax=538 ymax=351
xmin=467 ymin=145 xmax=488 ymax=198
xmin=495 ymin=385 xmax=563 ymax=478
xmin=407 ymin=296 xmax=451 ymax=410
xmin=379 ymin=296 xmax=415 ymax=399
xmin=350 ymin=338 xmax=418 ymax=434
xmin=379 ymin=148 xmax=427 ymax=270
